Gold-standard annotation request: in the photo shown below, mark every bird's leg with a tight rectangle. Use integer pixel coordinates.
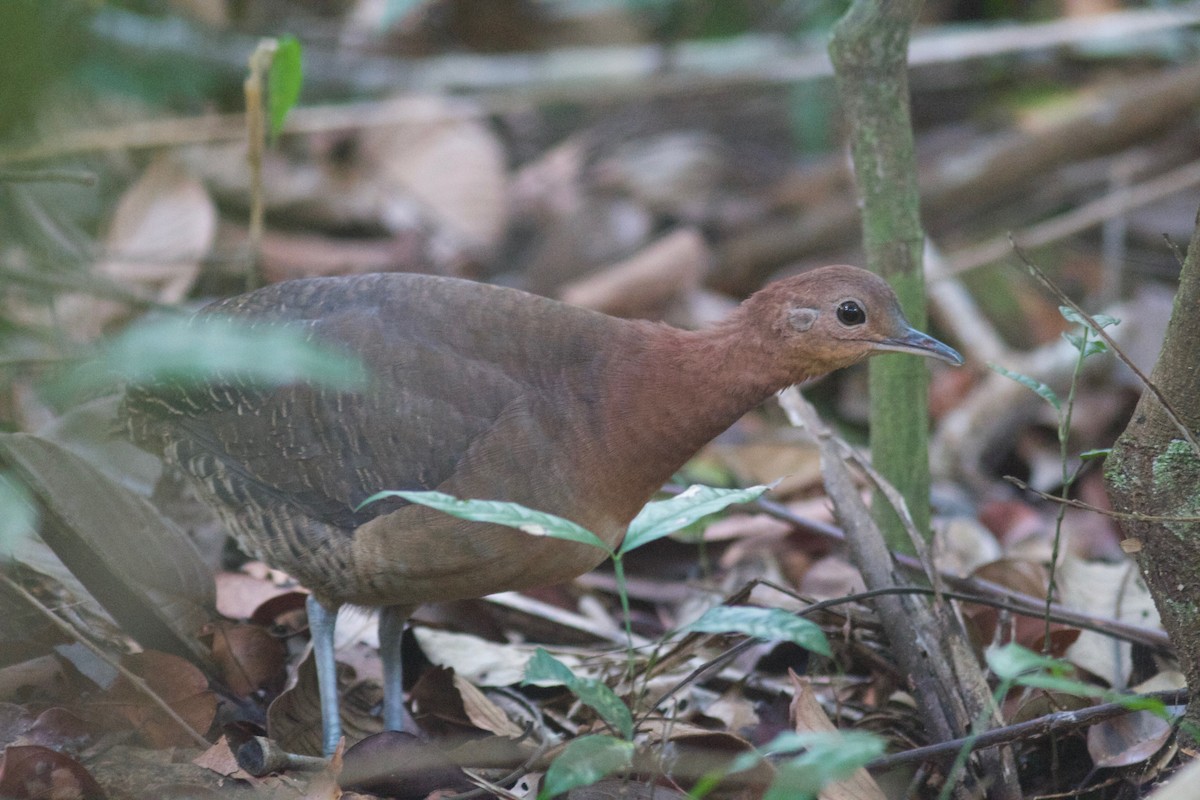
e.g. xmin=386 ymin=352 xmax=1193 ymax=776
xmin=305 ymin=594 xmax=342 ymax=757
xmin=378 ymin=604 xmax=409 ymax=731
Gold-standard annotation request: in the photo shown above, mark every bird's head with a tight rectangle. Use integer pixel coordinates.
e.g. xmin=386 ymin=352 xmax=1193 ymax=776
xmin=735 ymin=264 xmax=963 ymax=381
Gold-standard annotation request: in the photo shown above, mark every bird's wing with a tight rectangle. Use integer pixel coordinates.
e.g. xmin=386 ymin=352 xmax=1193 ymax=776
xmin=124 ymin=274 xmax=616 ymax=531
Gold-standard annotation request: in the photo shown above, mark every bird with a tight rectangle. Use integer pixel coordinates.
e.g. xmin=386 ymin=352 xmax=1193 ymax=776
xmin=122 ymin=264 xmax=962 ymax=757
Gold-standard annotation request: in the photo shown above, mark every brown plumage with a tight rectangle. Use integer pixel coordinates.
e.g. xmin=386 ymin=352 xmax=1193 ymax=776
xmin=123 ymin=264 xmax=961 ymax=755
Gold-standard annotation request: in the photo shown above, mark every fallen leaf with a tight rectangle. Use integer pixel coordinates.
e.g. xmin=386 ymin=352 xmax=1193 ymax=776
xmin=58 ymin=156 xmax=215 ymax=340
xmin=0 ymin=744 xmax=105 ymax=800
xmin=202 ymin=620 xmax=286 ymax=696
xmin=788 ymin=670 xmax=886 ymax=800
xmin=106 ymin=651 xmax=216 ymax=749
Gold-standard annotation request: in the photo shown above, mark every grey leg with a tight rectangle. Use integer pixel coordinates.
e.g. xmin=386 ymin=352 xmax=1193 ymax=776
xmin=378 ymin=605 xmax=409 ymax=731
xmin=305 ymin=594 xmax=342 ymax=757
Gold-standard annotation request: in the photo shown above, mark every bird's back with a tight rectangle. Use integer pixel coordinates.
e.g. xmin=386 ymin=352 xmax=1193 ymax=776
xmin=124 ymin=273 xmax=636 ymax=601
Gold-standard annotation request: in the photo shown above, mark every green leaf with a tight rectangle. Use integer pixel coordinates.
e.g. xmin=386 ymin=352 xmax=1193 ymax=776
xmin=0 ymin=471 xmax=37 ymax=560
xmin=986 ymin=642 xmax=1065 ymax=681
xmin=621 ymin=484 xmax=769 ymax=554
xmin=762 ymin=731 xmax=885 ymax=800
xmin=686 ymin=606 xmax=831 ymax=657
xmin=1060 ymin=307 xmax=1120 ymax=330
xmin=1079 ymin=448 xmax=1111 ymax=461
xmin=1063 ymin=331 xmax=1108 ymax=359
xmin=987 ymin=363 xmax=1060 ymax=411
xmin=267 ymin=35 xmax=303 ymax=142
xmin=539 ymin=735 xmax=634 ymax=800
xmin=523 ymin=649 xmax=633 ymax=739
xmin=358 ymin=491 xmax=611 ymax=552
xmin=55 ymin=315 xmax=366 ymax=400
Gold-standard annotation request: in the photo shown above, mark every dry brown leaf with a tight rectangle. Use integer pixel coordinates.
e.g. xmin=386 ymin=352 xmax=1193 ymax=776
xmin=0 ymin=744 xmax=105 ymax=800
xmin=202 ymin=620 xmax=286 ymax=697
xmin=107 ymin=651 xmax=217 ymax=749
xmin=214 ymin=571 xmax=295 ymax=621
xmin=797 ymin=556 xmax=866 ymax=601
xmin=964 ymin=558 xmax=1081 ymax=657
xmin=269 ymin=651 xmax=380 ymax=757
xmin=509 ymin=135 xmax=588 ymax=221
xmin=192 ymin=736 xmax=260 ymax=782
xmin=707 ymin=440 xmax=823 ymax=497
xmin=931 ymin=516 xmax=1002 ymax=577
xmin=788 ymin=670 xmax=885 ymax=800
xmin=701 ymin=682 xmax=760 ymax=733
xmin=451 ymin=674 xmax=524 ymax=738
xmin=1087 ymin=710 xmax=1173 ymax=768
xmin=361 ymin=95 xmax=508 ymax=252
xmin=59 ymin=156 xmax=215 ymax=340
xmin=558 ymin=227 xmax=708 ymax=317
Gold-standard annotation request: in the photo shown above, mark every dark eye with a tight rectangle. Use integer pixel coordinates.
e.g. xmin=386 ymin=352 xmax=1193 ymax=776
xmin=837 ymin=300 xmax=866 ymax=326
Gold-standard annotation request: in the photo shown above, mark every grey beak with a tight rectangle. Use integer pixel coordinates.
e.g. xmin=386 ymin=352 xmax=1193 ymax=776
xmin=875 ymin=326 xmax=964 ymax=366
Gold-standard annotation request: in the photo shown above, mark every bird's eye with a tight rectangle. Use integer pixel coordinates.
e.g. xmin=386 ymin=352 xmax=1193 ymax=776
xmin=837 ymin=301 xmax=866 ymax=326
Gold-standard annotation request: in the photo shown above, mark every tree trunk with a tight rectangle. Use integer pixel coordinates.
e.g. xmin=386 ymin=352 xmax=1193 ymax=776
xmin=1105 ymin=204 xmax=1200 ymax=733
xmin=828 ymin=0 xmax=934 ymax=552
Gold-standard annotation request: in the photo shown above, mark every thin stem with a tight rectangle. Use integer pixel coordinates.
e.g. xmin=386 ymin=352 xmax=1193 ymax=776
xmin=611 ymin=556 xmax=636 ymax=680
xmin=1044 ymin=327 xmax=1088 ymax=652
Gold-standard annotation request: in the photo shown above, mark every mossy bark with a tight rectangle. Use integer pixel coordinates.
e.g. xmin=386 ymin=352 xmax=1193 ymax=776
xmin=828 ymin=1 xmax=932 ymax=551
xmin=1105 ymin=205 xmax=1200 ymax=734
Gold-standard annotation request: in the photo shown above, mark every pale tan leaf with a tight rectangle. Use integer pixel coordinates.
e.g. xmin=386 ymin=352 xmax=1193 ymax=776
xmin=451 ymin=674 xmax=524 ymax=738
xmin=58 ymin=156 xmax=215 ymax=340
xmin=558 ymin=227 xmax=708 ymax=317
xmin=412 ymin=627 xmax=549 ymax=687
xmin=1061 ymin=556 xmax=1160 ymax=686
xmin=362 ymin=95 xmax=508 ymax=251
xmin=788 ymin=671 xmax=885 ymax=800
xmin=102 ymin=156 xmax=215 ymax=293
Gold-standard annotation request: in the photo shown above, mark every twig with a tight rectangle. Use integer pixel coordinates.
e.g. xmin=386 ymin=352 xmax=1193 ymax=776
xmin=868 ymin=688 xmax=1187 ymax=771
xmin=1005 ymin=475 xmax=1200 ymax=522
xmin=0 ymin=169 xmax=97 ymax=186
xmin=1 ymin=573 xmax=210 ymax=748
xmin=947 ymin=158 xmax=1200 ymax=276
xmin=780 ymin=386 xmax=1019 ymax=800
xmin=745 ymin=495 xmax=1172 ymax=652
xmin=638 ymin=582 xmax=1169 ymax=725
xmin=84 ymin=4 xmax=1200 ymax=102
xmin=1012 ymin=241 xmax=1200 ymax=459
xmin=243 ymin=40 xmax=275 ymax=293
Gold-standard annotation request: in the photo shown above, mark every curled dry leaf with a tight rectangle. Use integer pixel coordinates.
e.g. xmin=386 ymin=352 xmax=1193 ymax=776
xmin=0 ymin=744 xmax=106 ymax=800
xmin=201 ymin=620 xmax=286 ymax=697
xmin=788 ymin=670 xmax=886 ymax=800
xmin=22 ymin=708 xmax=91 ymax=751
xmin=192 ymin=736 xmax=258 ymax=783
xmin=59 ymin=156 xmax=215 ymax=341
xmin=453 ymin=674 xmax=524 ymax=738
xmin=410 ymin=665 xmax=523 ymax=739
xmin=106 ymin=651 xmax=216 ymax=749
xmin=1087 ymin=709 xmax=1173 ymax=769
xmin=268 ymin=652 xmax=379 ymax=756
